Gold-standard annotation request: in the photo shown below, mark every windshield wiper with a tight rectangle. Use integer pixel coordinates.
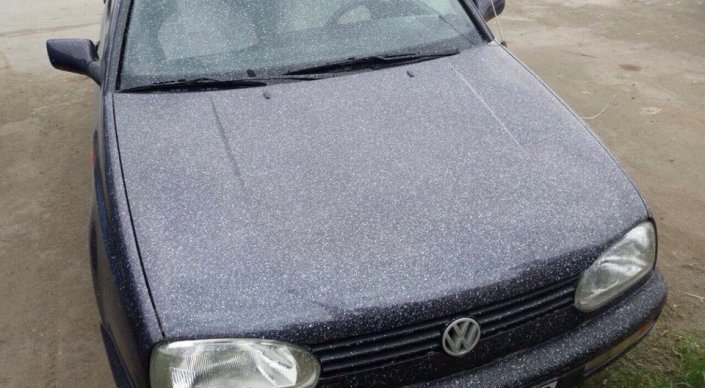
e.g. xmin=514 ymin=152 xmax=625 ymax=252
xmin=284 ymin=49 xmax=460 ymax=76
xmin=119 ymin=76 xmax=320 ymax=93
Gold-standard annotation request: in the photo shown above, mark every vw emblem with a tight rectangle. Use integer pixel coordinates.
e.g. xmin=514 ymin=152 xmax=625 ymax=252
xmin=442 ymin=318 xmax=481 ymax=357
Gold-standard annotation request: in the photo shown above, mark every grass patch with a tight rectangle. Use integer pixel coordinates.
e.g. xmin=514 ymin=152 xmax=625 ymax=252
xmin=583 ymin=329 xmax=705 ymax=388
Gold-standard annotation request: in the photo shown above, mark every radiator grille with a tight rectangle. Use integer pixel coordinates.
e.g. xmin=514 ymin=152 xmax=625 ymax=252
xmin=311 ymin=277 xmax=579 ymax=378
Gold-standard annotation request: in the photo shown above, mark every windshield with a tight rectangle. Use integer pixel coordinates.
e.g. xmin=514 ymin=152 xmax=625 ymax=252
xmin=119 ymin=0 xmax=483 ymax=89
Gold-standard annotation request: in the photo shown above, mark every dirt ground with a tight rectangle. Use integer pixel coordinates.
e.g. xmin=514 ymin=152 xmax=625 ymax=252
xmin=0 ymin=0 xmax=703 ymax=387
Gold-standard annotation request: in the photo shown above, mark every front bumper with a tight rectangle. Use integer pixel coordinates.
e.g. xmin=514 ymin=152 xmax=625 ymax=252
xmin=420 ymin=269 xmax=667 ymax=387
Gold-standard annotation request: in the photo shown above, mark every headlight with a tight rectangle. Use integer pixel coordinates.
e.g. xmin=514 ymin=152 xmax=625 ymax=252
xmin=150 ymin=339 xmax=320 ymax=388
xmin=575 ymin=222 xmax=656 ymax=312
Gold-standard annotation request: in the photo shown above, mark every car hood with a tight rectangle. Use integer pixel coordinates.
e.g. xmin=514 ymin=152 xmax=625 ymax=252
xmin=113 ymin=45 xmax=647 ymax=342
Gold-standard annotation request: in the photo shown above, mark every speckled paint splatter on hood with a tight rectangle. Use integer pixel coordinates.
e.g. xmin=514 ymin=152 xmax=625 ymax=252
xmin=113 ymin=45 xmax=648 ymax=342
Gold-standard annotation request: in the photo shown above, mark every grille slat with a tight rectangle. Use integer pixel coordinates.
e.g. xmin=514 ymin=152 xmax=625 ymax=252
xmin=481 ymin=295 xmax=574 ymax=336
xmin=478 ymin=285 xmax=575 ymax=327
xmin=470 ymin=276 xmax=576 ymax=317
xmin=311 ymin=319 xmax=443 ymax=353
xmin=318 ymin=329 xmax=440 ymax=363
xmin=313 ymin=277 xmax=579 ymax=379
xmin=322 ymin=341 xmax=439 ymax=374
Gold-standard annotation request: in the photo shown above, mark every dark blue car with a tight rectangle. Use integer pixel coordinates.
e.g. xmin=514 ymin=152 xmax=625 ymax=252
xmin=47 ymin=0 xmax=666 ymax=387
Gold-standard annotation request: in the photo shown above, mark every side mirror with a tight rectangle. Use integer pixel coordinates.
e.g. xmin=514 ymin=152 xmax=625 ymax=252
xmin=46 ymin=39 xmax=101 ymax=84
xmin=472 ymin=0 xmax=505 ymax=21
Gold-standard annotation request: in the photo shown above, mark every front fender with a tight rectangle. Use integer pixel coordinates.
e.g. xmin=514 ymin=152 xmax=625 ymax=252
xmin=90 ymin=94 xmax=163 ymax=387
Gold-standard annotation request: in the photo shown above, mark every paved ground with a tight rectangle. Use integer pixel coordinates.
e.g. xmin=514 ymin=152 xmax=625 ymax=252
xmin=0 ymin=0 xmax=703 ymax=386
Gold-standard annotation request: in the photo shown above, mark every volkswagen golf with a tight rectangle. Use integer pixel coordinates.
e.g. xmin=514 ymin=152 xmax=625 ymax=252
xmin=46 ymin=0 xmax=667 ymax=387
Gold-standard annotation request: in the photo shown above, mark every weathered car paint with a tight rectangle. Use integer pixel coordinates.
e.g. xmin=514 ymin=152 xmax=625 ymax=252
xmin=112 ymin=45 xmax=648 ymax=344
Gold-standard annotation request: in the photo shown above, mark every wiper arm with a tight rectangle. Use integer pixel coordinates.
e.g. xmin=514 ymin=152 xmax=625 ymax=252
xmin=119 ymin=75 xmax=320 ymax=93
xmin=285 ymin=49 xmax=460 ymax=75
